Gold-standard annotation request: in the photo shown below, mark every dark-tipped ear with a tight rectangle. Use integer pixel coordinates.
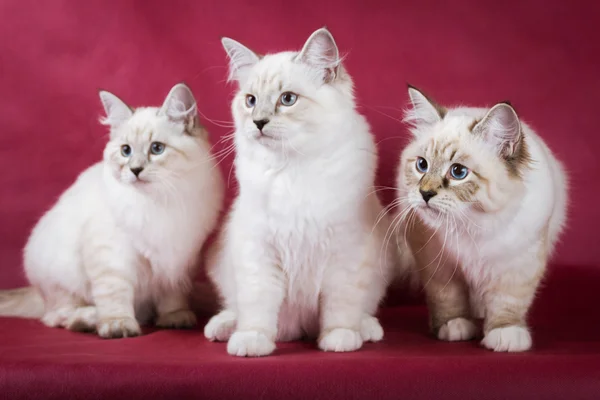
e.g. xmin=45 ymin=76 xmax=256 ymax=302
xmin=472 ymin=103 xmax=522 ymax=157
xmin=221 ymin=37 xmax=260 ymax=84
xmin=160 ymin=83 xmax=197 ymax=124
xmin=296 ymin=27 xmax=340 ymax=83
xmin=404 ymin=85 xmax=446 ymax=128
xmin=99 ymin=90 xmax=133 ymax=128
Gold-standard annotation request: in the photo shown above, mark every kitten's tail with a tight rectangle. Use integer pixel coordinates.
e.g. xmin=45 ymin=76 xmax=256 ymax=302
xmin=0 ymin=287 xmax=45 ymax=319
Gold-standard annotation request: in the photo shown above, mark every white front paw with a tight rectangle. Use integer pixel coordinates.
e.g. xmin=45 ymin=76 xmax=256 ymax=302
xmin=438 ymin=318 xmax=478 ymax=341
xmin=204 ymin=311 xmax=236 ymax=342
xmin=360 ymin=316 xmax=384 ymax=342
xmin=319 ymin=328 xmax=363 ymax=352
xmin=97 ymin=317 xmax=141 ymax=339
xmin=481 ymin=326 xmax=532 ymax=352
xmin=227 ymin=330 xmax=275 ymax=357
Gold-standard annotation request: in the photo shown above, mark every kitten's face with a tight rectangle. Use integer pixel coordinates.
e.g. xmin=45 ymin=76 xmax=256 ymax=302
xmin=231 ymin=52 xmax=336 ymax=151
xmin=223 ymin=28 xmax=352 ymax=156
xmin=103 ymin=108 xmax=203 ymax=187
xmin=99 ymin=83 xmax=206 ymax=191
xmin=400 ymin=122 xmax=503 ymax=226
xmin=399 ymin=88 xmax=529 ymax=228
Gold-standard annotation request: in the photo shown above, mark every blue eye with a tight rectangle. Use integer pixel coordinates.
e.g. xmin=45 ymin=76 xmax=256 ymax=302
xmin=280 ymin=92 xmax=298 ymax=106
xmin=449 ymin=163 xmax=469 ymax=180
xmin=150 ymin=142 xmax=165 ymax=155
xmin=245 ymin=94 xmax=256 ymax=108
xmin=121 ymin=145 xmax=132 ymax=157
xmin=416 ymin=157 xmax=428 ymax=173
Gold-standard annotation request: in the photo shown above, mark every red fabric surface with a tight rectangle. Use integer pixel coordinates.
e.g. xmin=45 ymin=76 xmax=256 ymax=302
xmin=1 ymin=0 xmax=599 ymax=398
xmin=2 ymin=268 xmax=600 ymax=400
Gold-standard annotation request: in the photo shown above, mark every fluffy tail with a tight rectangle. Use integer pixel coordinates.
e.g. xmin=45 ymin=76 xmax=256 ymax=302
xmin=0 ymin=287 xmax=45 ymax=319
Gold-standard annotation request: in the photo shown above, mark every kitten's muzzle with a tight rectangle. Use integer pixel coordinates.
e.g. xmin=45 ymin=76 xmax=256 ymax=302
xmin=420 ymin=189 xmax=437 ymax=203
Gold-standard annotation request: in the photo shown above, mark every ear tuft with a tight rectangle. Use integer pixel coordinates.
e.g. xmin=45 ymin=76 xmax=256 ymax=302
xmin=98 ymin=90 xmax=133 ymax=128
xmin=296 ymin=27 xmax=340 ymax=83
xmin=221 ymin=37 xmax=260 ymax=84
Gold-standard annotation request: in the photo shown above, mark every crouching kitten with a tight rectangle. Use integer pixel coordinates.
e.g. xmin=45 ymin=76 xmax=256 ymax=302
xmin=397 ymin=86 xmax=567 ymax=352
xmin=0 ymin=83 xmax=224 ymax=338
xmin=204 ymin=28 xmax=398 ymax=357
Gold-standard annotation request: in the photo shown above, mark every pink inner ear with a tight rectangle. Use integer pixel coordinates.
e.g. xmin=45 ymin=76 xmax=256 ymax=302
xmin=298 ymin=30 xmax=340 ymax=82
xmin=324 ymin=67 xmax=337 ymax=83
xmin=475 ymin=104 xmax=521 ymax=157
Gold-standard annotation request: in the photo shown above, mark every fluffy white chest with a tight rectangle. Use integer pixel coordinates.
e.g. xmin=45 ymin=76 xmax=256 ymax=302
xmin=105 ymin=183 xmax=201 ymax=281
xmin=240 ymin=164 xmax=344 ymax=305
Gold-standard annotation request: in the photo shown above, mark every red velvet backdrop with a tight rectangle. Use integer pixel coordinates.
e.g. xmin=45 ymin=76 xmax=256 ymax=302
xmin=1 ymin=0 xmax=599 ymax=287
xmin=1 ymin=1 xmax=600 ymax=399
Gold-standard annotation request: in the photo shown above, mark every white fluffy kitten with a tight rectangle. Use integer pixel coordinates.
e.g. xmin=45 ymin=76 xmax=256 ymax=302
xmin=204 ymin=28 xmax=397 ymax=356
xmin=398 ymin=86 xmax=568 ymax=352
xmin=0 ymin=83 xmax=224 ymax=338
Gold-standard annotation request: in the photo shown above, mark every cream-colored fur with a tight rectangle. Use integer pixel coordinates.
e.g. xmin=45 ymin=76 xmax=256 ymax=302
xmin=397 ymin=86 xmax=567 ymax=352
xmin=0 ymin=83 xmax=224 ymax=338
xmin=204 ymin=28 xmax=397 ymax=357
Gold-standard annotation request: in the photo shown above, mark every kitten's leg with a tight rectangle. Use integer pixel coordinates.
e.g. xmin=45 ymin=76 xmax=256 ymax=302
xmin=89 ymin=272 xmax=140 ymax=339
xmin=481 ymin=260 xmax=544 ymax=352
xmin=82 ymin=230 xmax=141 ymax=339
xmin=411 ymin=218 xmax=477 ymax=342
xmin=66 ymin=306 xmax=98 ymax=332
xmin=155 ymin=284 xmax=197 ymax=329
xmin=360 ymin=314 xmax=384 ymax=342
xmin=226 ymin=254 xmax=285 ymax=357
xmin=205 ymin=309 xmax=237 ymax=342
xmin=358 ymin=234 xmax=394 ymax=343
xmin=40 ymin=286 xmax=93 ymax=331
xmin=422 ymin=272 xmax=477 ymax=342
xmin=318 ymin=256 xmax=373 ymax=352
xmin=204 ymin=234 xmax=238 ymax=342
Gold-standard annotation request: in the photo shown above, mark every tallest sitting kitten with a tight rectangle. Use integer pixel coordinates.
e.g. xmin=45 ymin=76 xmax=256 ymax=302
xmin=204 ymin=28 xmax=398 ymax=356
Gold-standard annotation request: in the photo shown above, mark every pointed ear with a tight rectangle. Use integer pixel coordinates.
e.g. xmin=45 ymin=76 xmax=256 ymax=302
xmin=99 ymin=90 xmax=133 ymax=127
xmin=221 ymin=37 xmax=260 ymax=84
xmin=296 ymin=27 xmax=340 ymax=83
xmin=160 ymin=83 xmax=197 ymax=125
xmin=472 ymin=103 xmax=522 ymax=157
xmin=404 ymin=85 xmax=446 ymax=128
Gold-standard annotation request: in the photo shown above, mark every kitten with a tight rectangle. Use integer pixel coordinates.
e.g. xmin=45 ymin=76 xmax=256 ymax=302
xmin=0 ymin=83 xmax=224 ymax=338
xmin=397 ymin=86 xmax=568 ymax=352
xmin=203 ymin=28 xmax=398 ymax=356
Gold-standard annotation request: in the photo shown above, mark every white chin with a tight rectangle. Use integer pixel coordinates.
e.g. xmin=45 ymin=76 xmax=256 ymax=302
xmin=257 ymin=136 xmax=278 ymax=146
xmin=418 ymin=206 xmax=441 ymax=224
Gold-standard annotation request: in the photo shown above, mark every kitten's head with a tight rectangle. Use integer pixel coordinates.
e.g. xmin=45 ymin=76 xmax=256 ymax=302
xmin=99 ymin=83 xmax=208 ymax=189
xmin=398 ymin=86 xmax=531 ymax=227
xmin=222 ymin=27 xmax=354 ymax=155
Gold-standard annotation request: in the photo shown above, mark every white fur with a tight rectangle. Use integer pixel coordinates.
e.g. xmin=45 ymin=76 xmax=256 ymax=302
xmin=481 ymin=326 xmax=532 ymax=352
xmin=402 ymin=105 xmax=567 ymax=281
xmin=22 ymin=83 xmax=223 ymax=337
xmin=399 ymin=92 xmax=568 ymax=352
xmin=206 ymin=28 xmax=396 ymax=356
xmin=438 ymin=317 xmax=478 ymax=341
